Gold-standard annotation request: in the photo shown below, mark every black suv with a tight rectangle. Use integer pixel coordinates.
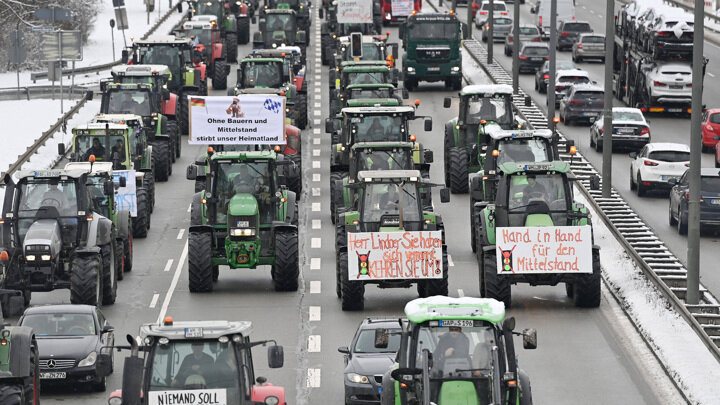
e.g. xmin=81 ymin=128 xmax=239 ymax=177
xmin=557 ymin=20 xmax=593 ymax=51
xmin=559 ymin=84 xmax=604 ymax=125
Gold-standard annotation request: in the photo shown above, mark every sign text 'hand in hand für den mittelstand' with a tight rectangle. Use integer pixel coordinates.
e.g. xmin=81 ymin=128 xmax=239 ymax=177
xmin=495 ymin=226 xmax=593 ymax=274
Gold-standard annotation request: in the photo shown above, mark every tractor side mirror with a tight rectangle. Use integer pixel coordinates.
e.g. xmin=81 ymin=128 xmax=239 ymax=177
xmin=522 ymin=328 xmax=538 ymax=350
xmin=104 ymin=181 xmax=114 ymax=196
xmin=86 ymin=90 xmax=94 ymax=101
xmin=628 ymin=152 xmax=637 ymax=159
xmin=58 ymin=143 xmax=66 ymax=156
xmin=186 ymin=164 xmax=198 ymax=180
xmin=319 ymin=7 xmax=324 ymax=18
xmin=424 ymin=118 xmax=432 ymax=132
xmin=424 ymin=150 xmax=433 ymax=163
xmin=121 ymin=345 xmax=144 ymax=405
xmin=121 ymin=49 xmax=129 ymax=63
xmin=443 ymin=97 xmax=451 ymax=108
xmin=390 ymin=367 xmax=421 ymax=384
xmin=524 ymin=96 xmax=532 ymax=106
xmin=402 ymin=88 xmax=409 ymax=99
xmin=440 ymin=188 xmax=450 ymax=203
xmin=163 ymin=88 xmax=170 ymax=101
xmin=325 ymin=118 xmax=335 ymax=133
xmin=589 ymin=174 xmax=601 ymax=191
xmin=374 ymin=328 xmax=389 ymax=349
xmin=502 ymin=316 xmax=516 ymax=332
xmin=268 ymin=345 xmax=284 ymax=368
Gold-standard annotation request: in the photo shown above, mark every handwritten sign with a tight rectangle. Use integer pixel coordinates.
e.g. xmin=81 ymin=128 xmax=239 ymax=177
xmin=347 ymin=231 xmax=444 ymax=280
xmin=337 ymin=0 xmax=373 ymax=24
xmin=148 ymin=389 xmax=227 ymax=405
xmin=188 ymin=95 xmax=286 ymax=145
xmin=495 ymin=226 xmax=592 ymax=274
xmin=391 ymin=0 xmax=414 ymax=17
xmin=112 ymin=170 xmax=137 ymax=217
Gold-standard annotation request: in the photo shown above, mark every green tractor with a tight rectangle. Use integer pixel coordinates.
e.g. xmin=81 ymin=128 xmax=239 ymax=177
xmin=261 ymin=0 xmax=311 ymax=31
xmin=473 ymin=161 xmax=602 ymax=308
xmin=442 ymin=85 xmax=529 ymax=193
xmin=99 ymin=82 xmax=178 ymax=182
xmin=320 ymin=3 xmax=384 ymax=64
xmin=188 ymin=0 xmax=246 ymax=50
xmin=124 ymin=35 xmax=208 ymax=134
xmin=330 ymin=33 xmax=397 ymax=69
xmin=248 ymin=47 xmax=310 ymax=99
xmin=335 ymin=170 xmax=450 ymax=310
xmin=330 ymin=83 xmax=408 ymax=116
xmin=0 ymin=291 xmax=40 ymax=403
xmin=329 ymin=61 xmax=400 ymax=105
xmin=180 ymin=19 xmax=231 ymax=89
xmin=252 ymin=9 xmax=308 ymax=61
xmin=379 ymin=296 xmax=536 ymax=405
xmin=185 ymin=150 xmax=299 ymax=292
xmin=0 ymin=169 xmax=120 ymax=308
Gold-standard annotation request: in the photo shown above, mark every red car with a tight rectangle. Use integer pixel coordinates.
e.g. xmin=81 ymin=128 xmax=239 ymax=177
xmin=702 ymin=109 xmax=720 ymax=153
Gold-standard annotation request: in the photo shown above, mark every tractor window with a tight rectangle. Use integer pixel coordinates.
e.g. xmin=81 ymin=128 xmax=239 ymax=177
xmin=349 ymin=87 xmax=394 ymax=99
xmin=75 ymin=135 xmax=128 ymax=163
xmin=147 ymin=340 xmax=242 ymax=404
xmin=408 ymin=21 xmax=458 ymax=40
xmin=186 ymin=29 xmax=212 ymax=46
xmin=265 ymin=14 xmax=294 ymax=31
xmin=18 ymin=179 xmax=79 ymax=217
xmin=87 ymin=177 xmax=111 ymax=218
xmin=465 ymin=97 xmax=513 ymax=126
xmin=106 ymin=90 xmax=152 ymax=116
xmin=358 ymin=149 xmax=412 ymax=171
xmin=215 ymin=161 xmax=273 ymax=224
xmin=361 ymin=182 xmax=421 ymax=223
xmin=196 ymin=1 xmax=223 ymax=16
xmin=353 ymin=115 xmax=405 ymax=143
xmin=343 ymin=43 xmax=383 ymax=61
xmin=496 ymin=139 xmax=551 ymax=166
xmin=141 ymin=45 xmax=181 ymax=70
xmin=507 ymin=174 xmax=568 ymax=226
xmin=117 ymin=76 xmax=152 ymax=84
xmin=242 ymin=62 xmax=284 ymax=88
xmin=21 ymin=313 xmax=97 ymax=336
xmin=347 ymin=71 xmax=385 ymax=85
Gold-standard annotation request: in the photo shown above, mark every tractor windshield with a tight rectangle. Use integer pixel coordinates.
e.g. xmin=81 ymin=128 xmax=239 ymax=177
xmin=21 ymin=313 xmax=97 ymax=337
xmin=349 ymin=87 xmax=394 ymax=99
xmin=75 ymin=135 xmax=128 ymax=163
xmin=196 ymin=1 xmax=223 ymax=16
xmin=117 ymin=76 xmax=153 ymax=85
xmin=215 ymin=161 xmax=274 ymax=224
xmin=147 ymin=340 xmax=247 ymax=404
xmin=507 ymin=173 xmax=569 ymax=226
xmin=106 ymin=90 xmax=152 ymax=116
xmin=140 ymin=45 xmax=182 ymax=70
xmin=242 ymin=62 xmax=284 ymax=88
xmin=408 ymin=21 xmax=458 ymax=40
xmin=495 ymin=139 xmax=551 ymax=166
xmin=357 ymin=149 xmax=411 ymax=171
xmin=464 ymin=96 xmax=513 ymax=126
xmin=186 ymin=29 xmax=212 ymax=47
xmin=361 ymin=182 xmax=421 ymax=223
xmin=343 ymin=43 xmax=383 ymax=61
xmin=346 ymin=71 xmax=386 ymax=85
xmin=265 ymin=14 xmax=295 ymax=31
xmin=353 ymin=115 xmax=405 ymax=143
xmin=16 ymin=179 xmax=81 ymax=246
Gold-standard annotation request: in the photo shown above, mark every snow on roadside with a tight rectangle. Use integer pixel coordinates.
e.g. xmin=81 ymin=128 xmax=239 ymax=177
xmin=575 ymin=186 xmax=720 ymax=404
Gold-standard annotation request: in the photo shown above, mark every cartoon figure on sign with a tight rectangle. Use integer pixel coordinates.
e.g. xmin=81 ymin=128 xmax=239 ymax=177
xmin=226 ymin=98 xmax=244 ymax=118
xmin=356 ymin=251 xmax=371 ymax=278
xmin=498 ymin=245 xmax=517 ymax=273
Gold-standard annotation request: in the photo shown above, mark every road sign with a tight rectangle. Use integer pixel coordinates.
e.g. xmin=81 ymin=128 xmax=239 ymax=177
xmin=34 ymin=7 xmax=72 ymax=22
xmin=8 ymin=31 xmax=26 ymax=65
xmin=40 ymin=31 xmax=83 ymax=61
xmin=115 ymin=7 xmax=129 ymax=30
xmin=31 ymin=25 xmax=55 ymax=33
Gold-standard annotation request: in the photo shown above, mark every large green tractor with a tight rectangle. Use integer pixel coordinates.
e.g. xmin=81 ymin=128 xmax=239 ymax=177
xmin=379 ymin=296 xmax=536 ymax=405
xmin=330 ymin=83 xmax=408 ymax=116
xmin=335 ymin=170 xmax=450 ymax=310
xmin=329 ymin=61 xmax=400 ymax=105
xmin=473 ymin=161 xmax=602 ymax=308
xmin=261 ymin=0 xmax=311 ymax=31
xmin=0 ymin=292 xmax=40 ymax=403
xmin=185 ymin=150 xmax=299 ymax=292
xmin=253 ymin=9 xmax=308 ymax=61
xmin=442 ymin=85 xmax=528 ymax=193
xmin=188 ymin=0 xmax=245 ymax=51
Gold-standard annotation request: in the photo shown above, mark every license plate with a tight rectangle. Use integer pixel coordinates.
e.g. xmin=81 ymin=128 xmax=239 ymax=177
xmin=531 ymin=57 xmax=542 ymax=61
xmin=661 ymin=176 xmax=676 ymax=181
xmin=236 ymin=220 xmax=249 ymax=227
xmin=617 ymin=127 xmax=635 ymax=134
xmin=669 ymin=85 xmax=683 ymax=89
xmin=427 ymin=67 xmax=440 ymax=72
xmin=40 ymin=372 xmax=66 ymax=379
xmin=439 ymin=320 xmax=474 ymax=327
xmin=667 ymin=108 xmax=682 ymax=113
xmin=711 ymin=199 xmax=720 ymax=205
xmin=185 ymin=327 xmax=203 ymax=338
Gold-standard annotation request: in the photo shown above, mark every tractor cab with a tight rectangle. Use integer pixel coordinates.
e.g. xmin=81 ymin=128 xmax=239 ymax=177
xmin=334 ymin=62 xmax=400 ymax=92
xmin=127 ymin=35 xmax=206 ymax=95
xmin=334 ymin=34 xmax=396 ymax=67
xmin=63 ymin=162 xmax=123 ymax=222
xmin=100 ymin=83 xmax=160 ymax=120
xmin=69 ymin=123 xmax=132 ymax=170
xmin=181 ymin=20 xmax=220 ymax=61
xmin=332 ymin=83 xmax=409 ymax=116
xmin=253 ymin=9 xmax=307 ymax=53
xmin=111 ymin=64 xmax=172 ymax=89
xmin=351 ymin=170 xmax=428 ymax=232
xmin=236 ymin=58 xmax=287 ymax=90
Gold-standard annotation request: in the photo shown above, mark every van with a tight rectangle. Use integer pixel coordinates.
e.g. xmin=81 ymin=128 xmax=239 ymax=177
xmin=531 ymin=0 xmax=576 ymax=37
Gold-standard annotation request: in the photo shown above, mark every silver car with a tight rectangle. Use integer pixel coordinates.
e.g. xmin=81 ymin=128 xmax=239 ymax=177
xmin=572 ymin=33 xmax=606 ymax=62
xmin=479 ymin=16 xmax=514 ymax=42
xmin=504 ymin=24 xmax=541 ymax=56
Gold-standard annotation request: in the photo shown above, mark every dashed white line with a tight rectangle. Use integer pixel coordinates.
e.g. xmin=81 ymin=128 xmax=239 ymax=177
xmin=314 ymin=75 xmax=321 ymax=81
xmin=310 ymin=281 xmax=321 ymax=294
xmin=448 ymin=254 xmax=455 ymax=267
xmin=313 ymin=128 xmax=321 ymax=135
xmin=310 ymin=257 xmax=321 ymax=270
xmin=312 ymin=202 xmax=321 ymax=211
xmin=312 ymin=219 xmax=321 ymax=229
xmin=314 ymin=110 xmax=321 ymax=117
xmin=314 ymin=102 xmax=322 ymax=108
xmin=177 ymin=229 xmax=185 ymax=240
xmin=458 ymin=289 xmax=465 ymax=298
xmin=307 ymin=368 xmax=321 ymax=387
xmin=313 ymin=138 xmax=321 ymax=145
xmin=149 ymin=293 xmax=160 ymax=308
xmin=187 ymin=203 xmax=192 ymax=213
xmin=309 ymin=306 xmax=321 ymax=321
xmin=308 ymin=335 xmax=321 ymax=351
xmin=589 ymin=9 xmax=594 ymax=14
xmin=312 ymin=161 xmax=321 ymax=169
xmin=163 ymin=259 xmax=174 ymax=272
xmin=709 ymin=72 xmax=716 ymax=78
xmin=314 ymin=119 xmax=321 ymax=126
xmin=314 ymin=94 xmax=322 ymax=100
xmin=156 ymin=241 xmax=189 ymax=323
xmin=311 ymin=237 xmax=322 ymax=248
xmin=311 ymin=187 xmax=320 ymax=196
xmin=582 ymin=5 xmax=587 ymax=9
xmin=313 ymin=149 xmax=320 ymax=156
xmin=313 ymin=173 xmax=321 ymax=182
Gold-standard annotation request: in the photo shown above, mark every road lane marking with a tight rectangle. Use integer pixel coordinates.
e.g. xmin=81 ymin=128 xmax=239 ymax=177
xmin=163 ymin=259 xmax=174 ymax=272
xmin=313 ymin=173 xmax=321 ymax=182
xmin=709 ymin=72 xmax=716 ymax=78
xmin=187 ymin=203 xmax=192 ymax=213
xmin=314 ymin=102 xmax=322 ymax=108
xmin=309 ymin=306 xmax=321 ymax=321
xmin=311 ymin=237 xmax=322 ymax=248
xmin=314 ymin=119 xmax=321 ymax=126
xmin=312 ymin=202 xmax=321 ymax=211
xmin=177 ymin=229 xmax=185 ymax=240
xmin=307 ymin=368 xmax=321 ymax=387
xmin=311 ymin=257 xmax=321 ymax=270
xmin=310 ymin=281 xmax=321 ymax=294
xmin=313 ymin=128 xmax=321 ymax=135
xmin=314 ymin=94 xmax=321 ymax=100
xmin=448 ymin=254 xmax=455 ymax=267
xmin=312 ymin=161 xmax=320 ymax=168
xmin=313 ymin=138 xmax=320 ymax=145
xmin=313 ymin=149 xmax=320 ymax=156
xmin=314 ymin=110 xmax=321 ymax=117
xmin=312 ymin=219 xmax=321 ymax=229
xmin=308 ymin=335 xmax=321 ymax=351
xmin=156 ymin=240 xmax=188 ymax=323
xmin=589 ymin=9 xmax=594 ymax=14
xmin=458 ymin=289 xmax=465 ymax=297
xmin=312 ymin=187 xmax=320 ymax=196
xmin=149 ymin=293 xmax=160 ymax=308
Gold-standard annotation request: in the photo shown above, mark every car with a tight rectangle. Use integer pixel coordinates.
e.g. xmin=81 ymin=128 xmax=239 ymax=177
xmin=534 ymin=60 xmax=576 ymax=93
xmin=645 ymin=10 xmax=694 ymax=56
xmin=572 ymin=33 xmax=606 ymax=62
xmin=589 ymin=107 xmax=651 ymax=152
xmin=517 ymin=42 xmax=550 ymax=73
xmin=471 ymin=0 xmax=509 ymax=19
xmin=701 ymin=109 xmax=720 ymax=153
xmin=504 ymin=24 xmax=541 ymax=56
xmin=558 ymin=83 xmax=604 ymax=125
xmin=669 ymin=168 xmax=720 ymax=234
xmin=644 ymin=62 xmax=693 ymax=108
xmin=339 ymin=318 xmax=402 ymax=405
xmin=18 ymin=305 xmax=114 ymax=392
xmin=479 ymin=16 xmax=513 ymax=42
xmin=556 ymin=20 xmax=593 ymax=51
xmin=550 ymin=68 xmax=592 ymax=107
xmin=630 ymin=142 xmax=690 ymax=196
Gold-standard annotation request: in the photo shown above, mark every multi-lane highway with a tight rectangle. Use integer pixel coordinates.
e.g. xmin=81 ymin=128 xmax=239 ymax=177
xmin=19 ymin=1 xmax=694 ymax=403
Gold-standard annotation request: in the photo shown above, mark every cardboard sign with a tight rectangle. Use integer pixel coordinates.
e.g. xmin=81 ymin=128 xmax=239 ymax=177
xmin=148 ymin=389 xmax=227 ymax=405
xmin=495 ymin=226 xmax=593 ymax=274
xmin=347 ymin=231 xmax=444 ymax=280
xmin=188 ymin=96 xmax=286 ymax=145
xmin=337 ymin=0 xmax=373 ymax=24
xmin=391 ymin=0 xmax=414 ymax=17
xmin=112 ymin=170 xmax=137 ymax=217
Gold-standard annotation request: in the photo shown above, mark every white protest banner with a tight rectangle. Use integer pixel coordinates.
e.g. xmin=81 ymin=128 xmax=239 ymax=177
xmin=347 ymin=231 xmax=444 ymax=281
xmin=337 ymin=0 xmax=373 ymax=24
xmin=188 ymin=95 xmax=286 ymax=145
xmin=391 ymin=0 xmax=414 ymax=17
xmin=495 ymin=226 xmax=592 ymax=274
xmin=148 ymin=389 xmax=227 ymax=405
xmin=112 ymin=170 xmax=137 ymax=217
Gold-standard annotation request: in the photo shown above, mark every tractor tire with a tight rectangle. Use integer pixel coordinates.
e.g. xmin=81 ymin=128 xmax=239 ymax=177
xmin=191 ymin=193 xmax=203 ymax=226
xmin=321 ymin=35 xmax=330 ymax=65
xmin=213 ymin=265 xmax=219 ymax=282
xmin=168 ymin=120 xmax=181 ymax=159
xmin=573 ymin=249 xmax=601 ymax=308
xmin=482 ymin=251 xmax=511 ymax=308
xmin=70 ymin=255 xmax=102 ymax=306
xmin=272 ymin=231 xmax=299 ymax=291
xmin=152 ymin=140 xmax=171 ymax=182
xmin=124 ymin=229 xmax=133 ymax=273
xmin=448 ymin=147 xmax=469 ymax=194
xmin=295 ymin=94 xmax=308 ymax=130
xmin=329 ymin=171 xmax=346 ymax=224
xmin=144 ymin=172 xmax=156 ymax=212
xmin=444 ymin=125 xmax=454 ymax=187
xmin=132 ymin=189 xmax=149 ymax=238
xmin=519 ymin=369 xmax=533 ymax=405
xmin=116 ymin=237 xmax=125 ymax=281
xmin=188 ymin=232 xmax=214 ymax=292
xmin=0 ymin=385 xmax=22 ymax=405
xmin=418 ymin=249 xmax=449 ymax=297
xmin=404 ymin=78 xmax=417 ymax=92
xmin=565 ymin=282 xmax=574 ymax=298
xmin=180 ymin=96 xmax=190 ymax=135
xmin=100 ymin=242 xmax=117 ymax=305
xmin=226 ymin=33 xmax=238 ymax=63
xmin=339 ymin=251 xmax=365 ymax=310
xmin=335 ymin=228 xmax=347 ymax=299
xmin=237 ymin=18 xmax=250 ymax=44
xmin=212 ymin=60 xmax=228 ymax=90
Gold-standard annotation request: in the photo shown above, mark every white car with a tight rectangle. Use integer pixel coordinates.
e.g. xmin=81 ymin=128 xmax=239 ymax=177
xmin=644 ymin=62 xmax=693 ymax=108
xmin=629 ymin=142 xmax=690 ymax=197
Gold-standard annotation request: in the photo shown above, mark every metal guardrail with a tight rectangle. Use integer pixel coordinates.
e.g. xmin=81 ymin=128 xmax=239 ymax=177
xmin=0 ymin=86 xmax=89 ymax=101
xmin=29 ymin=1 xmax=183 ymax=82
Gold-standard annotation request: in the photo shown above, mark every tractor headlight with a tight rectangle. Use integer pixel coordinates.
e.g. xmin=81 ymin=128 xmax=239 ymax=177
xmin=346 ymin=373 xmax=370 ymax=384
xmin=407 ymin=66 xmax=415 ymax=73
xmin=451 ymin=66 xmax=460 ymax=72
xmin=231 ymin=228 xmax=256 ymax=237
xmin=264 ymin=397 xmax=279 ymax=405
xmin=78 ymin=351 xmax=97 ymax=367
xmin=40 ymin=255 xmax=51 ymax=261
xmin=25 ymin=255 xmax=36 ymax=261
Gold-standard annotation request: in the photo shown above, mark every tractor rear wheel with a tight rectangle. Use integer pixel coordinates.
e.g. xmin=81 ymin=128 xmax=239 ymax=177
xmin=329 ymin=171 xmax=346 ymax=224
xmin=152 ymin=140 xmax=171 ymax=182
xmin=100 ymin=241 xmax=117 ymax=305
xmin=226 ymin=33 xmax=238 ymax=63
xmin=573 ymin=249 xmax=601 ymax=307
xmin=188 ymin=232 xmax=214 ymax=292
xmin=448 ymin=147 xmax=469 ymax=193
xmin=70 ymin=255 xmax=102 ymax=306
xmin=168 ymin=120 xmax=180 ymax=158
xmin=213 ymin=60 xmax=228 ymax=90
xmin=482 ymin=251 xmax=511 ymax=308
xmin=124 ymin=228 xmax=133 ymax=273
xmin=132 ymin=189 xmax=149 ymax=238
xmin=0 ymin=385 xmax=22 ymax=405
xmin=272 ymin=231 xmax=299 ymax=291
xmin=295 ymin=94 xmax=308 ymax=130
xmin=144 ymin=172 xmax=156 ymax=212
xmin=339 ymin=251 xmax=365 ymax=310
xmin=237 ymin=18 xmax=250 ymax=44
xmin=116 ymin=237 xmax=125 ymax=281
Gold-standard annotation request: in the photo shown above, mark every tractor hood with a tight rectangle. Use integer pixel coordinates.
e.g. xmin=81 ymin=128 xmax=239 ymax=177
xmin=23 ymin=219 xmax=62 ymax=258
xmin=228 ymin=193 xmax=259 ymax=217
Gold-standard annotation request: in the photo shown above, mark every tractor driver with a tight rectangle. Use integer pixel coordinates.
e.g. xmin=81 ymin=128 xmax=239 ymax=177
xmin=229 ymin=165 xmax=273 ymax=221
xmin=366 ymin=117 xmax=386 ymax=141
xmin=433 ymin=326 xmax=470 ymax=372
xmin=173 ymin=343 xmax=214 ymax=388
xmin=40 ymin=182 xmax=71 ymax=213
xmin=83 ymin=138 xmax=106 ymax=160
xmin=380 ymin=185 xmax=400 ymax=211
xmin=522 ymin=175 xmax=548 ymax=204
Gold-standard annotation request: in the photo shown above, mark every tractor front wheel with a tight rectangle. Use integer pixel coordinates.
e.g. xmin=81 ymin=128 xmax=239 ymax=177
xmin=448 ymin=147 xmax=469 ymax=193
xmin=168 ymin=120 xmax=181 ymax=159
xmin=152 ymin=139 xmax=171 ymax=182
xmin=272 ymin=231 xmax=299 ymax=291
xmin=100 ymin=241 xmax=118 ymax=305
xmin=132 ymin=189 xmax=149 ymax=238
xmin=124 ymin=227 xmax=133 ymax=273
xmin=295 ymin=93 xmax=308 ymax=130
xmin=213 ymin=60 xmax=229 ymax=90
xmin=70 ymin=255 xmax=102 ymax=306
xmin=339 ymin=251 xmax=365 ymax=310
xmin=572 ymin=249 xmax=601 ymax=307
xmin=237 ymin=18 xmax=250 ymax=44
xmin=226 ymin=33 xmax=238 ymax=63
xmin=482 ymin=251 xmax=511 ymax=308
xmin=188 ymin=232 xmax=214 ymax=292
